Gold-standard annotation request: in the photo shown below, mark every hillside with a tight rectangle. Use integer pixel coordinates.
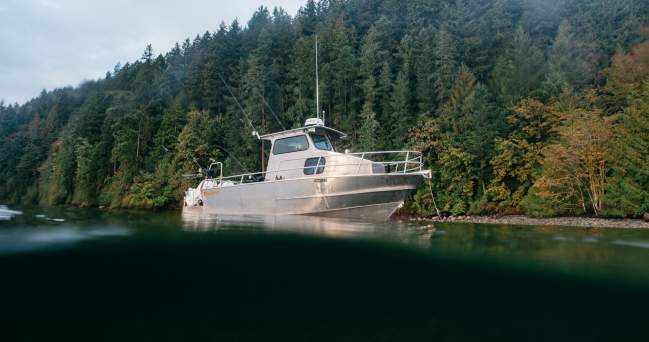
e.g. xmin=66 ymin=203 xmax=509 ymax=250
xmin=0 ymin=0 xmax=648 ymax=217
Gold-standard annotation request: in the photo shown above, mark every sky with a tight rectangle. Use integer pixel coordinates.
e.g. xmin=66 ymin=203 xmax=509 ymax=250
xmin=0 ymin=0 xmax=304 ymax=105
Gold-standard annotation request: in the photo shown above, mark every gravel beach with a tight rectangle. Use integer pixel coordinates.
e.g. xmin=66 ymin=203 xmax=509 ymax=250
xmin=412 ymin=215 xmax=649 ymax=229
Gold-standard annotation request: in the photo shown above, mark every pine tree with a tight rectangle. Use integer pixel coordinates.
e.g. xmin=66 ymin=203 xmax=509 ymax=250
xmin=378 ymin=62 xmax=393 ymax=123
xmin=601 ymin=42 xmax=649 ymax=216
xmin=543 ymin=20 xmax=598 ymax=96
xmin=296 ymin=0 xmax=319 ymax=36
xmin=438 ymin=65 xmax=503 ymax=198
xmin=241 ymin=56 xmax=266 ymax=131
xmin=390 ymin=69 xmax=412 ymax=148
xmin=286 ymin=36 xmax=316 ymax=127
xmin=412 ymin=26 xmax=437 ymax=114
xmin=322 ymin=17 xmax=358 ymax=131
xmin=489 ymin=26 xmax=545 ymax=107
xmin=142 ymin=44 xmax=154 ymax=62
xmin=175 ymin=110 xmax=210 ymax=175
xmin=433 ymin=27 xmax=458 ymax=105
xmin=1 ymin=0 xmax=647 ymax=213
xmin=357 ymin=76 xmax=379 ymax=151
xmin=71 ymin=138 xmax=96 ymax=206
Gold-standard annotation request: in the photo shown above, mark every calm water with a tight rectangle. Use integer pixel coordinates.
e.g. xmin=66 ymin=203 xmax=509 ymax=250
xmin=2 ymin=206 xmax=649 ymax=341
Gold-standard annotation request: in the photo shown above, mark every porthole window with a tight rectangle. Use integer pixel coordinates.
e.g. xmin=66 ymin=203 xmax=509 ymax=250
xmin=304 ymin=157 xmax=326 ymax=175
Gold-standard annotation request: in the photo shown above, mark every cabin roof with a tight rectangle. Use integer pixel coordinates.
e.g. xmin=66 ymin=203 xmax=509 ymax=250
xmin=260 ymin=124 xmax=347 ymax=141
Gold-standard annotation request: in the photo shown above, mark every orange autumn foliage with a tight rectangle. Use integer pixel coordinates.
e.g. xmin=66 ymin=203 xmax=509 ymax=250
xmin=531 ymin=91 xmax=613 ymax=216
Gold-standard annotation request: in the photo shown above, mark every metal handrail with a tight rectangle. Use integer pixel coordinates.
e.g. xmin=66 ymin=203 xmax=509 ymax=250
xmin=208 ymin=150 xmax=425 ymax=187
xmin=347 ymin=150 xmax=422 ymax=156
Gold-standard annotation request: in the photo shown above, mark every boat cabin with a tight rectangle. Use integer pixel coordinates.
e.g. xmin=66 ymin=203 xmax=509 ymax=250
xmin=260 ymin=118 xmax=378 ymax=180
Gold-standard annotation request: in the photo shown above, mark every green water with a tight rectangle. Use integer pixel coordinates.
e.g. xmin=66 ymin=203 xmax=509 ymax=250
xmin=2 ymin=206 xmax=649 ymax=341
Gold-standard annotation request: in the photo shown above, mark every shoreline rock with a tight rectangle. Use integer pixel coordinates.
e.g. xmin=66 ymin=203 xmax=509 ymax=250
xmin=644 ymin=212 xmax=649 ymax=223
xmin=411 ymin=215 xmax=649 ymax=229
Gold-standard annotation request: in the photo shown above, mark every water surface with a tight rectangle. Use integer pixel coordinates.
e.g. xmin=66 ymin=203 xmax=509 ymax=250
xmin=2 ymin=206 xmax=649 ymax=341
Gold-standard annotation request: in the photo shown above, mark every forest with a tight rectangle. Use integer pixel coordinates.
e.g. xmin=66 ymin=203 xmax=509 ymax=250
xmin=0 ymin=0 xmax=648 ymax=217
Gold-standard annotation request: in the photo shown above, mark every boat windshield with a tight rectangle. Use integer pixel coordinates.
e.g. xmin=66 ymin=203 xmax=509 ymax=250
xmin=310 ymin=133 xmax=333 ymax=151
xmin=273 ymin=135 xmax=310 ymax=155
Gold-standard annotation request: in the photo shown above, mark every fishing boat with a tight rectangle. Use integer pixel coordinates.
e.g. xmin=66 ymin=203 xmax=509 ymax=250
xmin=183 ymin=37 xmax=430 ymax=221
xmin=183 ymin=117 xmax=431 ymax=221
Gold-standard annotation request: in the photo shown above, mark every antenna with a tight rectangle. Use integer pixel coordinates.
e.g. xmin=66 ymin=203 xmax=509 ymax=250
xmin=315 ymin=35 xmax=320 ymax=120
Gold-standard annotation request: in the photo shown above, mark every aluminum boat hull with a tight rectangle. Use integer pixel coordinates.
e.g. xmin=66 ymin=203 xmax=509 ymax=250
xmin=194 ymin=173 xmax=426 ymax=221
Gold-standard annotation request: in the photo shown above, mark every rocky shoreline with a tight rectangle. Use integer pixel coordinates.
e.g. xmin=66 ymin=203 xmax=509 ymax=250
xmin=410 ymin=215 xmax=649 ymax=229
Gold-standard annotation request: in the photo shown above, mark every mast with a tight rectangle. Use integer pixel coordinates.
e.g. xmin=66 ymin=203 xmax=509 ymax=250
xmin=315 ymin=35 xmax=320 ymax=120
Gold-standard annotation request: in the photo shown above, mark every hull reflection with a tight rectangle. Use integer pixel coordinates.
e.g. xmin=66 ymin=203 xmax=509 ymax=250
xmin=181 ymin=208 xmax=435 ymax=247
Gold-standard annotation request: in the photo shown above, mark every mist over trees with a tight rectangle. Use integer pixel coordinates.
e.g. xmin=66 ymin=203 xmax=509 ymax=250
xmin=0 ymin=0 xmax=648 ymax=217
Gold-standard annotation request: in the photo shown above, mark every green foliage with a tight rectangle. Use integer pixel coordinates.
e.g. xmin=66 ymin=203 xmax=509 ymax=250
xmin=600 ymin=42 xmax=649 ymax=216
xmin=389 ymin=69 xmax=412 ymax=148
xmin=527 ymin=95 xmax=613 ymax=217
xmin=357 ymin=76 xmax=380 ymax=151
xmin=0 ymin=0 xmax=648 ymax=216
xmin=485 ymin=98 xmax=560 ymax=212
xmin=71 ymin=138 xmax=96 ymax=207
xmin=543 ymin=20 xmax=599 ymax=97
xmin=489 ymin=26 xmax=545 ymax=106
xmin=437 ymin=147 xmax=476 ymax=216
xmin=605 ymin=104 xmax=649 ymax=216
xmin=409 ymin=65 xmax=504 ymax=215
xmin=38 ymin=139 xmax=76 ymax=206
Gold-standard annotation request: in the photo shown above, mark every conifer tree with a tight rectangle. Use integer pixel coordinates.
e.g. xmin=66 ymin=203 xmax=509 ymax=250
xmin=390 ymin=69 xmax=412 ymax=148
xmin=543 ymin=20 xmax=598 ymax=96
xmin=433 ymin=27 xmax=459 ymax=105
xmin=489 ymin=26 xmax=545 ymax=107
xmin=0 ymin=0 xmax=647 ymax=213
xmin=357 ymin=76 xmax=379 ymax=151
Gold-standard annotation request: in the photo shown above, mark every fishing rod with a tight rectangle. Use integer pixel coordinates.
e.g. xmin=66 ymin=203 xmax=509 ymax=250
xmin=217 ymin=72 xmax=261 ymax=139
xmin=259 ymin=94 xmax=286 ymax=131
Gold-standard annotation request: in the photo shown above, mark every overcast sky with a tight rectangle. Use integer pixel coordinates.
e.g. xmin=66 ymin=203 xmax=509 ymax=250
xmin=0 ymin=0 xmax=303 ymax=105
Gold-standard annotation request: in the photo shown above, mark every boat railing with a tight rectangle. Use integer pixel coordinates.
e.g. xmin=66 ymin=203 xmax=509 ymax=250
xmin=346 ymin=151 xmax=423 ymax=174
xmin=206 ymin=151 xmax=425 ymax=187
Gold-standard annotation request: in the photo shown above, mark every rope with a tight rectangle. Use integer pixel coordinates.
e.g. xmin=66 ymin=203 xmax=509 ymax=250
xmin=427 ymin=178 xmax=442 ymax=218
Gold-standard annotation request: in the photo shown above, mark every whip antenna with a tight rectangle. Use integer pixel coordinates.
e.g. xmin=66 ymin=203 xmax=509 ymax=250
xmin=315 ymin=35 xmax=320 ymax=120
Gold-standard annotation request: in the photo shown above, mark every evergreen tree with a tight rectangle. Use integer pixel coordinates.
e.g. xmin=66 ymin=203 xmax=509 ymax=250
xmin=486 ymin=98 xmax=561 ymax=212
xmin=432 ymin=27 xmax=459 ymax=105
xmin=321 ymin=18 xmax=358 ymax=131
xmin=412 ymin=27 xmax=437 ymax=114
xmin=0 ymin=0 xmax=647 ymax=215
xmin=601 ymin=42 xmax=649 ymax=216
xmin=489 ymin=26 xmax=545 ymax=107
xmin=357 ymin=76 xmax=379 ymax=151
xmin=175 ymin=110 xmax=211 ymax=176
xmin=390 ymin=69 xmax=412 ymax=148
xmin=543 ymin=20 xmax=599 ymax=96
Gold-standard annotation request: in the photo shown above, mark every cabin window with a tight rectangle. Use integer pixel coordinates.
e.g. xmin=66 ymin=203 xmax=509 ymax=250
xmin=310 ymin=133 xmax=333 ymax=151
xmin=272 ymin=135 xmax=309 ymax=155
xmin=304 ymin=157 xmax=326 ymax=175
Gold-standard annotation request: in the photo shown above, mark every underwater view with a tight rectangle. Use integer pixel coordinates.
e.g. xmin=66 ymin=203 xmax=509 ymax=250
xmin=2 ymin=206 xmax=649 ymax=341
